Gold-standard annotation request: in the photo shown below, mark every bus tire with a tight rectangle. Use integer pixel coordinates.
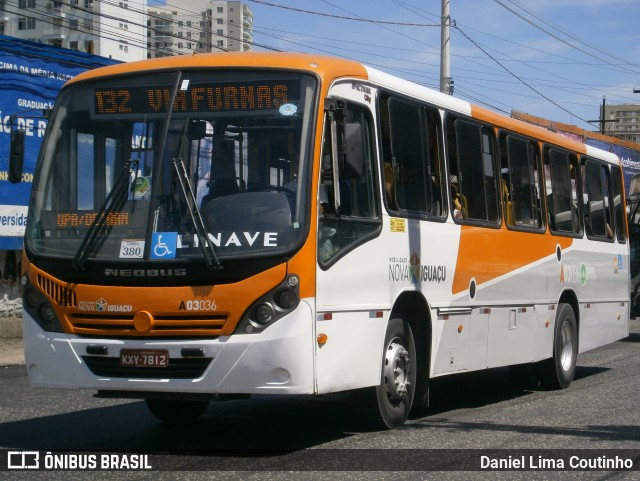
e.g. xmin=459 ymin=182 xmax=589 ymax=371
xmin=543 ymin=303 xmax=578 ymax=389
xmin=145 ymin=399 xmax=209 ymax=423
xmin=357 ymin=317 xmax=417 ymax=430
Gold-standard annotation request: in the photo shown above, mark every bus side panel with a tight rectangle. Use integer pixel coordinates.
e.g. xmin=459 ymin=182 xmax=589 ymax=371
xmin=486 ymin=307 xmax=536 ymax=368
xmin=315 ymin=237 xmax=389 ymax=394
xmin=314 ymin=312 xmax=387 ymax=394
xmin=579 ymin=301 xmax=629 ymax=353
xmin=433 ymin=311 xmax=470 ymax=374
xmin=561 ymin=240 xmax=629 ymax=353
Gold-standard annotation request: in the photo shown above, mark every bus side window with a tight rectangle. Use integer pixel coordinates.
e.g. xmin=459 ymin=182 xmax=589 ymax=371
xmin=545 ymin=147 xmax=581 ymax=236
xmin=446 ymin=116 xmax=499 ymax=225
xmin=379 ymin=94 xmax=444 ymax=218
xmin=583 ymin=159 xmax=613 ymax=240
xmin=319 ymin=102 xmax=380 ymax=265
xmin=610 ymin=164 xmax=627 ymax=243
xmin=499 ymin=133 xmax=544 ymax=231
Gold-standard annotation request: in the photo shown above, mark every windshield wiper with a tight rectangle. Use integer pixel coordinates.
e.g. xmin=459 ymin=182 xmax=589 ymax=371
xmin=72 ymin=159 xmax=138 ymax=271
xmin=172 ymin=157 xmax=222 ymax=270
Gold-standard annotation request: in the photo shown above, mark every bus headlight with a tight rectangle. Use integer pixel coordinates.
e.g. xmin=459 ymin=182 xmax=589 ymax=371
xmin=23 ymin=284 xmax=63 ymax=333
xmin=255 ymin=303 xmax=275 ymax=325
xmin=275 ymin=289 xmax=298 ymax=310
xmin=25 ymin=288 xmax=41 ymax=309
xmin=39 ymin=304 xmax=57 ymax=324
xmin=237 ymin=274 xmax=301 ymax=334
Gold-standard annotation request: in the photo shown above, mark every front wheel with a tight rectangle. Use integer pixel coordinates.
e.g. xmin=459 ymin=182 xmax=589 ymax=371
xmin=145 ymin=399 xmax=209 ymax=423
xmin=543 ymin=303 xmax=578 ymax=389
xmin=356 ymin=317 xmax=417 ymax=430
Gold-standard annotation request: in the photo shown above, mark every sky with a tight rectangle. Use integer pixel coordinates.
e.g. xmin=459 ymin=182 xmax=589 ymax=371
xmin=232 ymin=0 xmax=640 ymax=131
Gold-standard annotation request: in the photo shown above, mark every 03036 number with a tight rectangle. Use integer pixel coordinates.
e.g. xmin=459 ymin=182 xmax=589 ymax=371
xmin=179 ymin=299 xmax=217 ymax=311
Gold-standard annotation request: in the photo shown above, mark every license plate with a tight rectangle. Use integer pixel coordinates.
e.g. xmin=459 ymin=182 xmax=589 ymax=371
xmin=120 ymin=349 xmax=169 ymax=368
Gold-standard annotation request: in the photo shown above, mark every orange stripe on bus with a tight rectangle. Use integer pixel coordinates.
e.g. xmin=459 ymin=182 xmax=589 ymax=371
xmin=452 ymin=226 xmax=573 ymax=295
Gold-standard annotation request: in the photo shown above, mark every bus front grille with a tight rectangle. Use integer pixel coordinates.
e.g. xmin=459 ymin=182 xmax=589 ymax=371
xmin=37 ymin=274 xmax=77 ymax=307
xmin=68 ymin=313 xmax=228 ymax=337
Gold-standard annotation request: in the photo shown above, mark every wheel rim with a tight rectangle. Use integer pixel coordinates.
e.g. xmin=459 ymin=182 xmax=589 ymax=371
xmin=559 ymin=319 xmax=574 ymax=372
xmin=383 ymin=337 xmax=411 ymax=404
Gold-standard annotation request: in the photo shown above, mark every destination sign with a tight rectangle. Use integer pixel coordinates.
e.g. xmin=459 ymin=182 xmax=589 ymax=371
xmin=94 ymin=79 xmax=298 ymax=116
xmin=56 ymin=211 xmax=130 ymax=228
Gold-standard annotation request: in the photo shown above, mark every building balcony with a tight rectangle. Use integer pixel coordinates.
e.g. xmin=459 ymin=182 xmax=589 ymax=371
xmin=155 ymin=46 xmax=174 ymax=54
xmin=153 ymin=24 xmax=173 ymax=33
xmin=47 ymin=2 xmax=68 ymax=17
xmin=43 ymin=27 xmax=66 ymax=39
xmin=153 ymin=34 xmax=173 ymax=42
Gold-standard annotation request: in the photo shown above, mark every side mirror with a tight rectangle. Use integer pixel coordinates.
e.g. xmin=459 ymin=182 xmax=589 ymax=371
xmin=9 ymin=129 xmax=25 ymax=184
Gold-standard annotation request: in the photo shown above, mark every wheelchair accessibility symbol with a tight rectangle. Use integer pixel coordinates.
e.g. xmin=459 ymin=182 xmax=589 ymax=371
xmin=151 ymin=232 xmax=177 ymax=259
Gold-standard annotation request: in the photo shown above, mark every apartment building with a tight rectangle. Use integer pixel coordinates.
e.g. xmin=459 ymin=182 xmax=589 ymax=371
xmin=0 ymin=0 xmax=146 ymax=61
xmin=147 ymin=0 xmax=253 ymax=58
xmin=603 ymin=104 xmax=640 ymax=144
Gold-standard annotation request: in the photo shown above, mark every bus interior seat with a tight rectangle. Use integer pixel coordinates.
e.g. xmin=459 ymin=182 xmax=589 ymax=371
xmin=202 ymin=191 xmax=293 ymax=235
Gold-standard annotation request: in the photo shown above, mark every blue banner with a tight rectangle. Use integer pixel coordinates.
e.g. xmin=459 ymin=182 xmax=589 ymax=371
xmin=585 ymin=139 xmax=640 ymax=195
xmin=0 ymin=35 xmax=118 ymax=249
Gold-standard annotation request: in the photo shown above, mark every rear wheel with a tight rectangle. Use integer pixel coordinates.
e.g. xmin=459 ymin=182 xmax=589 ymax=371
xmin=357 ymin=317 xmax=417 ymax=430
xmin=543 ymin=303 xmax=578 ymax=389
xmin=145 ymin=399 xmax=209 ymax=423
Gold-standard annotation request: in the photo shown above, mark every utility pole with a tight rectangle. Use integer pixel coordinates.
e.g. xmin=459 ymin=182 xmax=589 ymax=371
xmin=600 ymin=96 xmax=606 ymax=135
xmin=587 ymin=96 xmax=619 ymax=134
xmin=440 ymin=0 xmax=452 ymax=95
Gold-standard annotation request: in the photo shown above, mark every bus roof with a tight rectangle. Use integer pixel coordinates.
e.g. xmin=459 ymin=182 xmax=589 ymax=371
xmin=69 ymin=51 xmax=619 ymax=166
xmin=67 ymin=51 xmax=368 ymax=86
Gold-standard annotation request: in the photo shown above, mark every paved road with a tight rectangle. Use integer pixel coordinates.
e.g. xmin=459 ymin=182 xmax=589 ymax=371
xmin=0 ymin=321 xmax=639 ymax=480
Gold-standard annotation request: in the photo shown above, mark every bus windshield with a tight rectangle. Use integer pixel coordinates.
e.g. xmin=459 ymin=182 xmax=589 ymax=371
xmin=26 ymin=71 xmax=317 ymax=265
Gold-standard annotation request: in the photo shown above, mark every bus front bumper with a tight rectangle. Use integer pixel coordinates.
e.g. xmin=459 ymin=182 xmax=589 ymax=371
xmin=23 ymin=300 xmax=316 ymax=396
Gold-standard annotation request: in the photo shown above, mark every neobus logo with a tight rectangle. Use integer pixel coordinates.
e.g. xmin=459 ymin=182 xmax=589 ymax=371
xmin=104 ymin=268 xmax=187 ymax=277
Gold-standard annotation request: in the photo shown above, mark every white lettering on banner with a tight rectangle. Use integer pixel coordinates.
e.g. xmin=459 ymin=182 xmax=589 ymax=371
xmin=0 ymin=60 xmax=74 ymax=81
xmin=0 ymin=205 xmax=29 ymax=237
xmin=0 ymin=111 xmax=48 ymax=138
xmin=621 ymin=156 xmax=640 ymax=170
xmin=17 ymin=98 xmax=54 ymax=110
xmin=0 ymin=62 xmax=20 ymax=72
xmin=207 ymin=232 xmax=279 ymax=248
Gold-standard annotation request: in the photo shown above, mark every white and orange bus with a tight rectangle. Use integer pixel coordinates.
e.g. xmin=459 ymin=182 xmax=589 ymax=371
xmin=10 ymin=52 xmax=629 ymax=429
